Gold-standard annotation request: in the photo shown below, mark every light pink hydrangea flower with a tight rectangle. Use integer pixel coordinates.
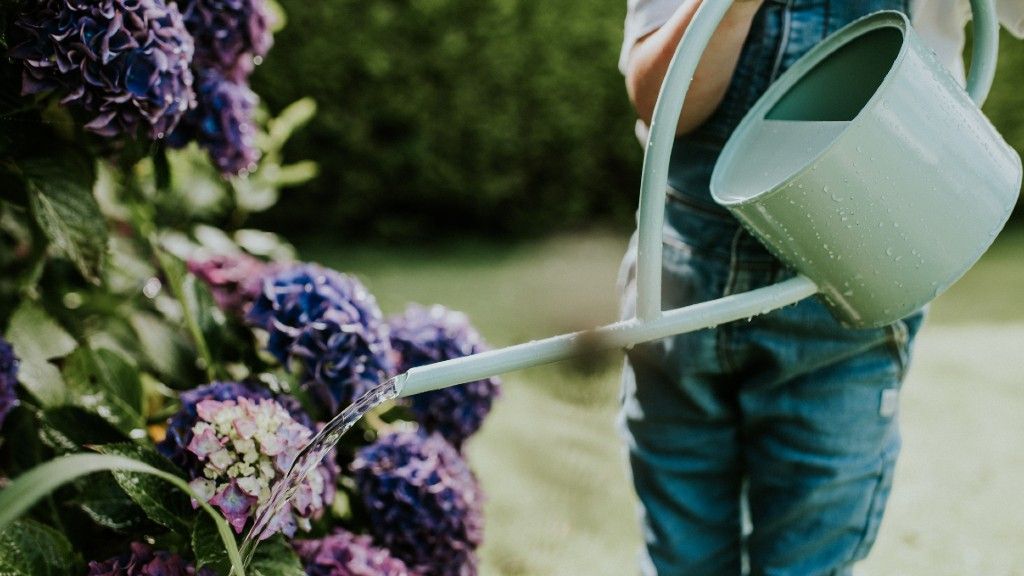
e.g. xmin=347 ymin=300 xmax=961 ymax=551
xmin=184 ymin=396 xmax=329 ymax=535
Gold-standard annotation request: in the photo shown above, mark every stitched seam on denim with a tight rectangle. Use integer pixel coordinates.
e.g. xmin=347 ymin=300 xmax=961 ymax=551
xmin=769 ymin=0 xmax=793 ymax=83
xmin=847 ymin=448 xmax=899 ymax=564
xmin=723 ymin=228 xmax=744 ymax=298
xmin=717 ymin=228 xmax=745 ymax=375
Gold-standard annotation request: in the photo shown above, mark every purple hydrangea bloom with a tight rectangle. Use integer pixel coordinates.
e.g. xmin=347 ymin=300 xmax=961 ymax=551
xmin=175 ymin=0 xmax=274 ymax=80
xmin=388 ymin=304 xmax=501 ymax=449
xmin=187 ymin=253 xmax=282 ymax=317
xmin=11 ymin=0 xmax=196 ymax=140
xmin=294 ymin=529 xmax=415 ymax=576
xmin=247 ymin=264 xmax=393 ymax=414
xmin=168 ymin=69 xmax=259 ymax=176
xmin=87 ymin=542 xmax=214 ymax=576
xmin=0 ymin=338 xmax=19 ymax=431
xmin=157 ymin=381 xmax=335 ymax=537
xmin=351 ymin=430 xmax=483 ymax=576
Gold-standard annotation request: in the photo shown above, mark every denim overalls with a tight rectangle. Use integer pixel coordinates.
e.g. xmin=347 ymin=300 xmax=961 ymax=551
xmin=619 ymin=2 xmax=926 ymax=574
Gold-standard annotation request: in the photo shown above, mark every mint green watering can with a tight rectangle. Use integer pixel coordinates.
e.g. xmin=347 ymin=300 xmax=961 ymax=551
xmin=396 ymin=0 xmax=1022 ymax=398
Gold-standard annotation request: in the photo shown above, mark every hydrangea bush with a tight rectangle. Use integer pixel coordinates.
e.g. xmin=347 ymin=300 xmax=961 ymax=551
xmin=158 ymin=381 xmax=335 ymax=537
xmin=10 ymin=0 xmax=197 ymax=140
xmin=0 ymin=337 xmax=18 ymax=431
xmin=247 ymin=264 xmax=394 ymax=414
xmin=294 ymin=529 xmax=414 ymax=576
xmin=0 ymin=0 xmax=500 ymax=574
xmin=87 ymin=542 xmax=215 ymax=576
xmin=352 ymin=430 xmax=484 ymax=576
xmin=389 ymin=304 xmax=501 ymax=449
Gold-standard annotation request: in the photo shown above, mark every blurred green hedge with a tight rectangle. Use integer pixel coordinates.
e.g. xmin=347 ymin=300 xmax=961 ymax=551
xmin=253 ymin=2 xmax=1023 ymax=240
xmin=252 ymin=0 xmax=640 ymax=239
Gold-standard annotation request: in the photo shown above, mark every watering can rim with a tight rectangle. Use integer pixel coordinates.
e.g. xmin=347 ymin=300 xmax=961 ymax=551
xmin=710 ymin=10 xmax=914 ymax=208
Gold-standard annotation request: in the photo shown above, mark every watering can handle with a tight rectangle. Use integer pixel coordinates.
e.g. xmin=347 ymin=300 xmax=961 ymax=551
xmin=633 ymin=0 xmax=1000 ymax=322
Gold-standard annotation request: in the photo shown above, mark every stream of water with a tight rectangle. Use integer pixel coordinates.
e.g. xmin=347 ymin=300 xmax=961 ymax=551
xmin=237 ymin=373 xmax=407 ymax=566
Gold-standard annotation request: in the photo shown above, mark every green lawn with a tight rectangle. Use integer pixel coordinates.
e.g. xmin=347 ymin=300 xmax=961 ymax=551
xmin=299 ymin=226 xmax=1024 ymax=576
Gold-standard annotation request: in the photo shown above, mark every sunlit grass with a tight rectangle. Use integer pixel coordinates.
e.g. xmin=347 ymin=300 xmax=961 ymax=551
xmin=299 ymin=227 xmax=1024 ymax=576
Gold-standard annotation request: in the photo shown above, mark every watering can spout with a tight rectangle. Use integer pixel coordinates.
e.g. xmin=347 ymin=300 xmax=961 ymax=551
xmin=397 ymin=275 xmax=819 ymax=397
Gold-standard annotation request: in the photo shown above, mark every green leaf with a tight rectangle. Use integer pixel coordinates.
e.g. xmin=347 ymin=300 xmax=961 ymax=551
xmin=4 ymin=301 xmax=77 ymax=406
xmin=22 ymin=155 xmax=106 ymax=283
xmin=183 ymin=274 xmax=225 ymax=355
xmin=94 ymin=443 xmax=193 ymax=534
xmin=63 ymin=348 xmax=144 ymax=435
xmin=0 ymin=453 xmax=246 ymax=576
xmin=0 ymin=519 xmax=74 ymax=576
xmin=250 ymin=534 xmax=305 ymax=576
xmin=40 ymin=406 xmax=128 ymax=449
xmin=76 ymin=473 xmax=155 ymax=533
xmin=193 ymin=513 xmax=233 ymax=576
xmin=154 ymin=250 xmax=220 ymax=381
xmin=193 ymin=224 xmax=238 ymax=253
xmin=270 ymin=161 xmax=319 ymax=188
xmin=234 ymin=229 xmax=295 ymax=261
xmin=232 ymin=178 xmax=279 ymax=213
xmin=266 ymin=98 xmax=316 ymax=151
xmin=129 ymin=312 xmax=195 ymax=388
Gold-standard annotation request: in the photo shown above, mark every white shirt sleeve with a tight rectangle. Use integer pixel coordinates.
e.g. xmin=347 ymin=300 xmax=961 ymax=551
xmin=619 ymin=0 xmax=683 ymax=75
xmin=997 ymin=0 xmax=1024 ymax=37
xmin=913 ymin=0 xmax=1024 ymax=83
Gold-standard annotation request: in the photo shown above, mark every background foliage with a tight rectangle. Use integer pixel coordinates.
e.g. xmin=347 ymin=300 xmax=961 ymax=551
xmin=253 ymin=1 xmax=1024 ymax=240
xmin=252 ymin=0 xmax=642 ymax=239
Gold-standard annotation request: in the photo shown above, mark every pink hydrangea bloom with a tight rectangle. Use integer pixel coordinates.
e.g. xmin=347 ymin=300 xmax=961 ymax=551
xmin=184 ymin=395 xmax=331 ymax=536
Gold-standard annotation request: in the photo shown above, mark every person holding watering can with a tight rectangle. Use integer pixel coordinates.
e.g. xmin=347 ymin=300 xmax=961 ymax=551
xmin=617 ymin=1 xmax=1024 ymax=574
